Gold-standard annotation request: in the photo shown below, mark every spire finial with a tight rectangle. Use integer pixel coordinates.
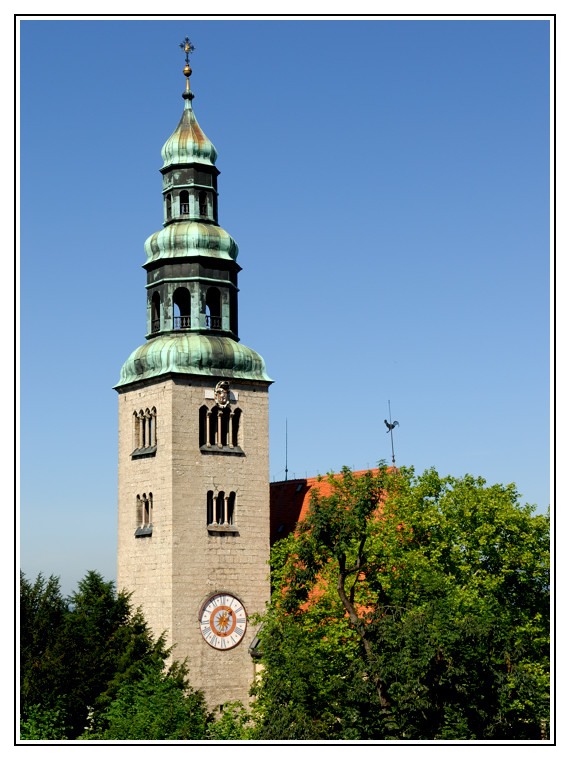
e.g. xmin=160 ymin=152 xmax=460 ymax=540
xmin=179 ymin=36 xmax=195 ymax=101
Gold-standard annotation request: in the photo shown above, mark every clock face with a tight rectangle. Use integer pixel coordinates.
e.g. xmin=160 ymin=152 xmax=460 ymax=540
xmin=199 ymin=593 xmax=247 ymax=650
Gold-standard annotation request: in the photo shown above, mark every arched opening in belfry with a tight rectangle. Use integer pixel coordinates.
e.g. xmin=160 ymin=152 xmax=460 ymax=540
xmin=179 ymin=190 xmax=189 ymax=215
xmin=173 ymin=287 xmax=191 ymax=329
xmin=151 ymin=292 xmax=161 ymax=333
xmin=165 ymin=193 xmax=172 ymax=220
xmin=205 ymin=287 xmax=221 ymax=329
xmin=199 ymin=190 xmax=208 ymax=217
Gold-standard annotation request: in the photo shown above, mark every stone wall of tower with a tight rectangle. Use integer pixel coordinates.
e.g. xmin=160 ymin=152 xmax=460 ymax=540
xmin=117 ymin=380 xmax=176 ymax=645
xmin=117 ymin=375 xmax=270 ymax=708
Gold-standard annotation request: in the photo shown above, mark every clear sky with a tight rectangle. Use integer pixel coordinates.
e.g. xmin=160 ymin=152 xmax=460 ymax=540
xmin=18 ymin=15 xmax=552 ymax=596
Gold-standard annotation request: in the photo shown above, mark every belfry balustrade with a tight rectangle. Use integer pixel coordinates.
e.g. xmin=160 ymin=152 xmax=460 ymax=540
xmin=205 ymin=314 xmax=222 ymax=329
xmin=166 ymin=314 xmax=222 ymax=330
xmin=174 ymin=315 xmax=192 ymax=329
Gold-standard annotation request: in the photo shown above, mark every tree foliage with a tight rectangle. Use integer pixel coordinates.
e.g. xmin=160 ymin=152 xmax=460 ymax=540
xmin=19 ymin=702 xmax=68 ymax=740
xmin=205 ymin=702 xmax=254 ymax=740
xmin=20 ymin=467 xmax=550 ymax=742
xmin=84 ymin=659 xmax=209 ymax=740
xmin=251 ymin=466 xmax=550 ymax=740
xmin=20 ymin=571 xmax=67 ymax=716
xmin=20 ymin=570 xmax=208 ymax=740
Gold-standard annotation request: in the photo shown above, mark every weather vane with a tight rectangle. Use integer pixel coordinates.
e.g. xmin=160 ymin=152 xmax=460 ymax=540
xmin=179 ymin=37 xmax=195 ymax=98
xmin=384 ymin=400 xmax=399 ymax=466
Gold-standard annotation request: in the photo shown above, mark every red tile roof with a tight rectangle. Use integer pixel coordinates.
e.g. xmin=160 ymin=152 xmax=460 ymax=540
xmin=269 ymin=469 xmax=381 ymax=545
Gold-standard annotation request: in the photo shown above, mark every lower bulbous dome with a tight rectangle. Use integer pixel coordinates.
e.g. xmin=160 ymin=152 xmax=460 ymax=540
xmin=115 ymin=334 xmax=272 ymax=388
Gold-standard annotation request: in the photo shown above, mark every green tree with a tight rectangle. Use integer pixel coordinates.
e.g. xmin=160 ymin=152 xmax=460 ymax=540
xmin=20 ymin=570 xmax=182 ymax=739
xmin=20 ymin=572 xmax=67 ymax=717
xmin=205 ymin=702 xmax=254 ymax=740
xmin=84 ymin=659 xmax=209 ymax=740
xmin=59 ymin=570 xmax=174 ymax=736
xmin=19 ymin=702 xmax=68 ymax=740
xmin=252 ymin=466 xmax=550 ymax=740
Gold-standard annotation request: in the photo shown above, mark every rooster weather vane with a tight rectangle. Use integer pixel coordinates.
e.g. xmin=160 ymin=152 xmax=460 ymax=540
xmin=384 ymin=401 xmax=399 ymax=466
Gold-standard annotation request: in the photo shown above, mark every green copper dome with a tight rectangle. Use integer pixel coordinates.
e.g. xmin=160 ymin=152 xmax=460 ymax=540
xmin=144 ymin=221 xmax=238 ymax=264
xmin=161 ymin=98 xmax=217 ymax=168
xmin=115 ymin=334 xmax=272 ymax=388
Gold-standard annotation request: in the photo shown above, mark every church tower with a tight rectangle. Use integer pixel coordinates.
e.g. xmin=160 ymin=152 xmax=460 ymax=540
xmin=115 ymin=39 xmax=272 ymax=709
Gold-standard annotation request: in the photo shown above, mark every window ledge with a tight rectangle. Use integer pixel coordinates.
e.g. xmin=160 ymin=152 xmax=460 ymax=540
xmin=132 ymin=446 xmax=157 ymax=459
xmin=135 ymin=526 xmax=153 ymax=538
xmin=207 ymin=524 xmax=239 ymax=535
xmin=200 ymin=445 xmax=244 ymax=457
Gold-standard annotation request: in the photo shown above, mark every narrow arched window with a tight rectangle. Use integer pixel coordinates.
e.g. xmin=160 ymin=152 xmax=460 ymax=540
xmin=207 ymin=491 xmax=214 ymax=526
xmin=132 ymin=409 xmax=157 ymax=457
xmin=206 ymin=490 xmax=238 ymax=532
xmin=209 ymin=406 xmax=218 ymax=446
xmin=220 ymin=407 xmax=230 ymax=447
xmin=216 ymin=491 xmax=225 ymax=525
xmin=227 ymin=492 xmax=236 ymax=526
xmin=199 ymin=405 xmax=208 ymax=447
xmin=146 ymin=493 xmax=153 ymax=526
xmin=135 ymin=492 xmax=153 ymax=537
xmin=141 ymin=493 xmax=148 ymax=526
xmin=133 ymin=412 xmax=141 ymax=449
xmin=150 ymin=408 xmax=157 ymax=447
xmin=143 ymin=409 xmax=152 ymax=448
xmin=138 ymin=409 xmax=145 ymax=447
xmin=166 ymin=193 xmax=172 ymax=220
xmin=231 ymin=408 xmax=241 ymax=448
xmin=173 ymin=287 xmax=191 ymax=330
xmin=180 ymin=190 xmax=189 ymax=215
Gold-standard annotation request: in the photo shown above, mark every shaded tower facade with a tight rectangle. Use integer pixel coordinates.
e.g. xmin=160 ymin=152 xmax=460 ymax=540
xmin=115 ymin=41 xmax=272 ymax=708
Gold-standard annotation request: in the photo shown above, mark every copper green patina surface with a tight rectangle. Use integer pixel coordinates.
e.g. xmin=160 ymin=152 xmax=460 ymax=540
xmin=144 ymin=221 xmax=238 ymax=264
xmin=115 ymin=76 xmax=271 ymax=389
xmin=115 ymin=334 xmax=272 ymax=388
xmin=161 ymin=98 xmax=217 ymax=168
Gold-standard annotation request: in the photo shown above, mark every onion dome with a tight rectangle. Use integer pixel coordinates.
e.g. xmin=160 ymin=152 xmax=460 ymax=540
xmin=115 ymin=334 xmax=272 ymax=387
xmin=144 ymin=221 xmax=238 ymax=264
xmin=161 ymin=97 xmax=218 ymax=169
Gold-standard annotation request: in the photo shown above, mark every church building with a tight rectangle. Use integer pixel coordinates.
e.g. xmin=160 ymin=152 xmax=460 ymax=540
xmin=115 ymin=39 xmax=272 ymax=709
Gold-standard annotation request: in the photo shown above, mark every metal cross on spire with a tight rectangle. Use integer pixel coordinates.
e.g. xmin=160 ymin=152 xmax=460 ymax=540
xmin=180 ymin=36 xmax=195 ymax=63
xmin=179 ymin=37 xmax=196 ymax=98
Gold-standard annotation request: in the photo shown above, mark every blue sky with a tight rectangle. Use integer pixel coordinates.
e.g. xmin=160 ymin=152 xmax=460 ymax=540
xmin=18 ymin=16 xmax=552 ymax=596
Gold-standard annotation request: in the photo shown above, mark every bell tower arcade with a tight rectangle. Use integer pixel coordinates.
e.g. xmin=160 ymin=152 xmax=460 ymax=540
xmin=115 ymin=39 xmax=272 ymax=709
